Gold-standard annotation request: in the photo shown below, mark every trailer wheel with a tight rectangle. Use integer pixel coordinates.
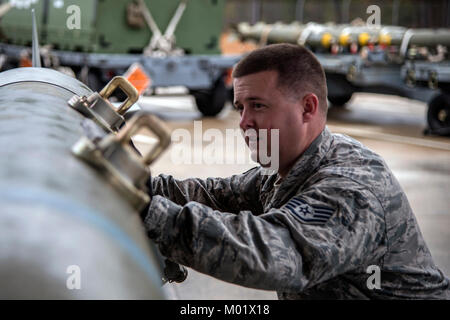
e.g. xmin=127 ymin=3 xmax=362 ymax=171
xmin=192 ymin=78 xmax=228 ymax=117
xmin=328 ymin=94 xmax=353 ymax=107
xmin=326 ymin=73 xmax=354 ymax=107
xmin=427 ymin=93 xmax=450 ymax=136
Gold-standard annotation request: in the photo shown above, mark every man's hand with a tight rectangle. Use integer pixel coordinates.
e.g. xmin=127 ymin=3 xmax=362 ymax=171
xmin=163 ymin=259 xmax=188 ymax=283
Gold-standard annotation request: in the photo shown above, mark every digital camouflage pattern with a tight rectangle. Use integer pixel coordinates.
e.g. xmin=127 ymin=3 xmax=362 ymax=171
xmin=143 ymin=127 xmax=449 ymax=299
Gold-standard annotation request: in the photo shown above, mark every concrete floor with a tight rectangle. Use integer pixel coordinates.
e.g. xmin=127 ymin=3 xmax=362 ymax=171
xmin=133 ymin=92 xmax=450 ymax=299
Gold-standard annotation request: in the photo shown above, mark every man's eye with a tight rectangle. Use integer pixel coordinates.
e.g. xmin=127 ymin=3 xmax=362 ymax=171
xmin=234 ymin=105 xmax=243 ymax=112
xmin=253 ymin=103 xmax=265 ymax=109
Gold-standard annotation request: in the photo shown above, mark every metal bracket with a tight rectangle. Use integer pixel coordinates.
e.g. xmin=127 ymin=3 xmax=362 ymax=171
xmin=399 ymin=29 xmax=414 ymax=59
xmin=72 ymin=113 xmax=171 ymax=211
xmin=428 ymin=70 xmax=438 ymax=89
xmin=405 ymin=68 xmax=416 ymax=87
xmin=346 ymin=64 xmax=358 ymax=82
xmin=68 ymin=76 xmax=139 ymax=133
xmin=138 ymin=0 xmax=187 ymax=56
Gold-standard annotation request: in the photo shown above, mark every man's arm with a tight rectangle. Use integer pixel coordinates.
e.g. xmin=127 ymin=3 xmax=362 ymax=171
xmin=151 ymin=167 xmax=265 ymax=214
xmin=143 ymin=176 xmax=387 ymax=292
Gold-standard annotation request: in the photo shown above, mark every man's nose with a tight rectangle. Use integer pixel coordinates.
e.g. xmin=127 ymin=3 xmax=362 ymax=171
xmin=239 ymin=108 xmax=255 ymax=131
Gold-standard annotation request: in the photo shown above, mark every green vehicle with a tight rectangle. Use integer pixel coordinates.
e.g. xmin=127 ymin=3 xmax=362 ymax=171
xmin=0 ymin=0 xmax=240 ymax=116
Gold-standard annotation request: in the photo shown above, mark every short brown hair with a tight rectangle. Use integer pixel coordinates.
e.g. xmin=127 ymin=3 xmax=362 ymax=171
xmin=232 ymin=43 xmax=328 ymax=113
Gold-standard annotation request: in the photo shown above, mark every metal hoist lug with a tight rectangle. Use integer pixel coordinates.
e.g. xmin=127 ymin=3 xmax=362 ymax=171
xmin=405 ymin=68 xmax=416 ymax=87
xmin=68 ymin=76 xmax=139 ymax=133
xmin=72 ymin=112 xmax=171 ymax=211
xmin=428 ymin=70 xmax=438 ymax=90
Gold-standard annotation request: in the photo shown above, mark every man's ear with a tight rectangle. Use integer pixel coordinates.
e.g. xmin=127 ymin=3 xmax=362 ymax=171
xmin=302 ymin=93 xmax=319 ymax=122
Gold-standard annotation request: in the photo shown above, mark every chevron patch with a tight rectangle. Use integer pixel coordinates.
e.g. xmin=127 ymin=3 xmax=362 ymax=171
xmin=281 ymin=196 xmax=334 ymax=225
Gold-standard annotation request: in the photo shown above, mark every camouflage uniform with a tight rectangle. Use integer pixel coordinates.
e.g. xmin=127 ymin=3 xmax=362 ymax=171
xmin=143 ymin=127 xmax=449 ymax=299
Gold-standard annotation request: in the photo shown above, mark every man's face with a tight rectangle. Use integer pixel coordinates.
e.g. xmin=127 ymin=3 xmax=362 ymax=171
xmin=233 ymin=70 xmax=307 ymax=172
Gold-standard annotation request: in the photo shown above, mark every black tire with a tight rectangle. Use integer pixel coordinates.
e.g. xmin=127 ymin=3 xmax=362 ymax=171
xmin=427 ymin=93 xmax=450 ymax=136
xmin=228 ymin=86 xmax=234 ymax=105
xmin=0 ymin=60 xmax=17 ymax=72
xmin=328 ymin=94 xmax=353 ymax=107
xmin=192 ymin=78 xmax=228 ymax=117
xmin=326 ymin=73 xmax=355 ymax=107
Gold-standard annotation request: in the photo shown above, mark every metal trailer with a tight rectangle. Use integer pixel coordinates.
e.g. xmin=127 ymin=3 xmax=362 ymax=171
xmin=0 ymin=0 xmax=240 ymax=117
xmin=0 ymin=42 xmax=241 ymax=116
xmin=236 ymin=21 xmax=450 ymax=136
xmin=318 ymin=51 xmax=450 ymax=136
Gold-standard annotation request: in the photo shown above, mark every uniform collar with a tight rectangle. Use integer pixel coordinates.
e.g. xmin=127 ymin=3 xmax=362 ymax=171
xmin=264 ymin=126 xmax=333 ymax=207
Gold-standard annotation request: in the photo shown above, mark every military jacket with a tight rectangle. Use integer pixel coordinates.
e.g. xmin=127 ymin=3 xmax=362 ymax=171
xmin=144 ymin=127 xmax=449 ymax=299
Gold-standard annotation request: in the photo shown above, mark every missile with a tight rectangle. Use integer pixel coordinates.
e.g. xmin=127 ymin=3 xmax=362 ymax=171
xmin=236 ymin=22 xmax=450 ymax=55
xmin=0 ymin=67 xmax=168 ymax=299
xmin=237 ymin=21 xmax=343 ymax=50
xmin=378 ymin=26 xmax=407 ymax=46
xmin=237 ymin=21 xmax=306 ymax=44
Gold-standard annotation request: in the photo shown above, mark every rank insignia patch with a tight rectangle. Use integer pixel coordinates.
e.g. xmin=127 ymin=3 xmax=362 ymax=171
xmin=281 ymin=196 xmax=334 ymax=225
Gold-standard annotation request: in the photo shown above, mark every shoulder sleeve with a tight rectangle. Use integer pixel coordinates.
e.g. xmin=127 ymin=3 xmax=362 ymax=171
xmin=151 ymin=167 xmax=264 ymax=213
xmin=144 ymin=176 xmax=387 ymax=292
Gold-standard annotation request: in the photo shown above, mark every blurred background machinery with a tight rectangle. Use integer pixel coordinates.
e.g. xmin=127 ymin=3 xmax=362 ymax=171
xmin=227 ymin=0 xmax=450 ymax=136
xmin=0 ymin=0 xmax=449 ymax=134
xmin=235 ymin=21 xmax=450 ymax=135
xmin=0 ymin=0 xmax=239 ymax=117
